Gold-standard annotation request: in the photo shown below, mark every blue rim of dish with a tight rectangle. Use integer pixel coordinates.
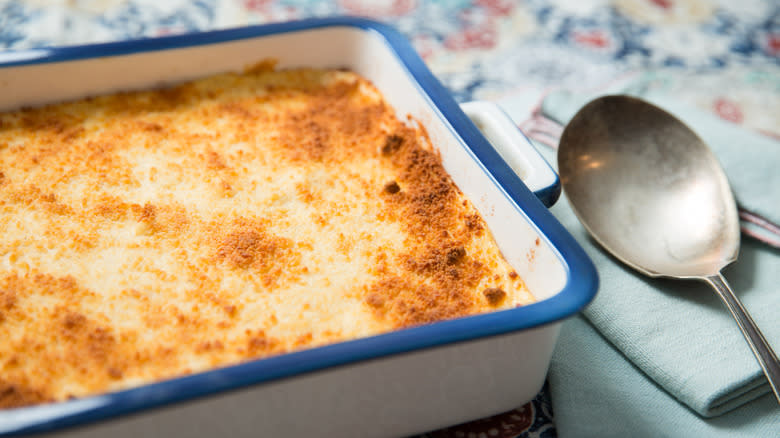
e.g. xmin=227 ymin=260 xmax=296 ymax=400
xmin=0 ymin=17 xmax=598 ymax=436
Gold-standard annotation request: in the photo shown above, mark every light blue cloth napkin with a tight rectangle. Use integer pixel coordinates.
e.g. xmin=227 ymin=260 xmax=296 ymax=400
xmin=533 ymin=89 xmax=780 ymax=433
xmin=550 ymin=315 xmax=780 ymax=437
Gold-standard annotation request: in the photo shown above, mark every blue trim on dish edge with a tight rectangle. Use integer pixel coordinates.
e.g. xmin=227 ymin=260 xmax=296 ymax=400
xmin=0 ymin=17 xmax=598 ymax=436
xmin=534 ymin=175 xmax=561 ymax=208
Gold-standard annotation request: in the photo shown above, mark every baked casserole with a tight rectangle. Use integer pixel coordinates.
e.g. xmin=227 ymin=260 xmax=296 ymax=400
xmin=0 ymin=62 xmax=534 ymax=408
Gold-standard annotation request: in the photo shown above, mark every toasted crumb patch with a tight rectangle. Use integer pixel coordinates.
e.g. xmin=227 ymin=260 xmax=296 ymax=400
xmin=0 ymin=378 xmax=52 ymax=409
xmin=483 ymin=288 xmax=507 ymax=306
xmin=381 ymin=134 xmax=404 ymax=156
xmin=383 ymin=181 xmax=401 ymax=194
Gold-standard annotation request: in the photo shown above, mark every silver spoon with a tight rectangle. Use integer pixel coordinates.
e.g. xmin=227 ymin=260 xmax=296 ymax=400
xmin=557 ymin=95 xmax=780 ymax=404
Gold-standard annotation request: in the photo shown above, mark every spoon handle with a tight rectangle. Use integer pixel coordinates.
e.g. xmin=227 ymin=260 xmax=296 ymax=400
xmin=706 ymin=273 xmax=780 ymax=404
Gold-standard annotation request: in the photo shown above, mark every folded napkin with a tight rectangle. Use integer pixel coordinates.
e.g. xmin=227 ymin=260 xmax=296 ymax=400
xmin=550 ymin=315 xmax=780 ymax=437
xmin=529 ymin=89 xmax=780 ymax=434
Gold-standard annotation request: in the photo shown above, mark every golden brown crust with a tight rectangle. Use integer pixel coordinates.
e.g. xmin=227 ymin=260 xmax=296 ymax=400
xmin=483 ymin=288 xmax=508 ymax=306
xmin=0 ymin=65 xmax=534 ymax=408
xmin=0 ymin=378 xmax=53 ymax=409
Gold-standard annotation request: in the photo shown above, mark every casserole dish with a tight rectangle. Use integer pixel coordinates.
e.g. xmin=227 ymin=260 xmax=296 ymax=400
xmin=0 ymin=17 xmax=597 ymax=437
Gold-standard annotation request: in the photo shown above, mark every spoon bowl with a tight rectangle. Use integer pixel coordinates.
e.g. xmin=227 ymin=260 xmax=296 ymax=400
xmin=558 ymin=95 xmax=779 ymax=403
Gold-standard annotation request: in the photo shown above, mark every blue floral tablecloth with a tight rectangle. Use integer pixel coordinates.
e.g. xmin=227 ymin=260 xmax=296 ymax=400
xmin=1 ymin=1 xmax=778 ymax=437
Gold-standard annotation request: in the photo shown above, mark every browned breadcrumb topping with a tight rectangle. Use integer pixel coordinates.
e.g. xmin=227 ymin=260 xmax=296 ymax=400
xmin=383 ymin=181 xmax=401 ymax=194
xmin=483 ymin=288 xmax=507 ymax=306
xmin=0 ymin=64 xmax=533 ymax=409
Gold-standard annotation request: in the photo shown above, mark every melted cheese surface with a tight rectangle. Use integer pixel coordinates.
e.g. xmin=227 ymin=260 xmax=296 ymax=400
xmin=0 ymin=63 xmax=534 ymax=408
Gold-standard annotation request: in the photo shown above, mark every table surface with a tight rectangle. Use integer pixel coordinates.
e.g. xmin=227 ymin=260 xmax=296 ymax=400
xmin=1 ymin=1 xmax=778 ymax=437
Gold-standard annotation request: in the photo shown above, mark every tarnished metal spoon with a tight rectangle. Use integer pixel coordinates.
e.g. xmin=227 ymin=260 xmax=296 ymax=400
xmin=557 ymin=95 xmax=780 ymax=403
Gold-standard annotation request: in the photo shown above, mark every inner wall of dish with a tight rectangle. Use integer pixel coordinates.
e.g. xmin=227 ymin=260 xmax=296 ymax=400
xmin=0 ymin=26 xmax=566 ymax=302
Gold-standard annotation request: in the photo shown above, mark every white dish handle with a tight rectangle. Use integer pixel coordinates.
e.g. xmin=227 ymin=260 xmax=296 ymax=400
xmin=461 ymin=101 xmax=560 ymax=207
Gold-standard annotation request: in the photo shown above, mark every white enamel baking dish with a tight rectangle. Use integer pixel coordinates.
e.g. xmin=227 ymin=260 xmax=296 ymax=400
xmin=0 ymin=17 xmax=597 ymax=438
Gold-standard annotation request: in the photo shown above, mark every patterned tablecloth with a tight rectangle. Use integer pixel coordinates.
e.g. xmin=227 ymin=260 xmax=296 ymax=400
xmin=1 ymin=1 xmax=778 ymax=437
